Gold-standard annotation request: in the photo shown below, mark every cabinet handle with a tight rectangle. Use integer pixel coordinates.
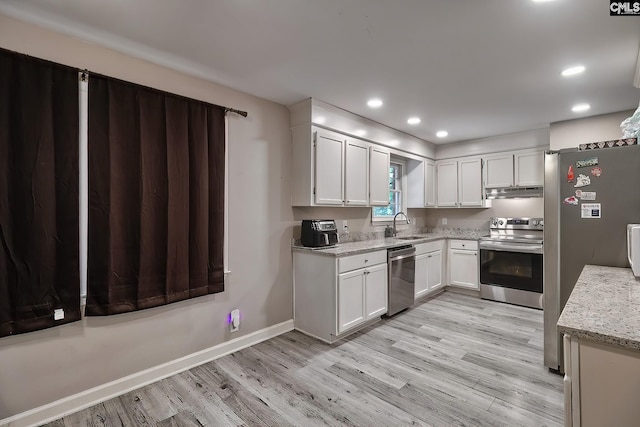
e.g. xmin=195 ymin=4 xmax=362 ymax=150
xmin=364 ymin=259 xmax=368 ymax=263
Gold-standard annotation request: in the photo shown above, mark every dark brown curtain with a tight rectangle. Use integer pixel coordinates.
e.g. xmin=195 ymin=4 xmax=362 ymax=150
xmin=86 ymin=75 xmax=225 ymax=315
xmin=0 ymin=49 xmax=80 ymax=337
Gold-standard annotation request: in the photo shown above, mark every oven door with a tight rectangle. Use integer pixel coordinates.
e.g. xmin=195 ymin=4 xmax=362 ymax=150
xmin=479 ymin=241 xmax=543 ymax=293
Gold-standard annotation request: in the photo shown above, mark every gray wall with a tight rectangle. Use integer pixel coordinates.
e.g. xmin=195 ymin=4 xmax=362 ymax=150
xmin=550 ymin=110 xmax=635 ymax=150
xmin=0 ymin=14 xmax=295 ymax=419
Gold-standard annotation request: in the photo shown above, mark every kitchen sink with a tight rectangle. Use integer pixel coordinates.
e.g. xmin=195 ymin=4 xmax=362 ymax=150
xmin=395 ymin=236 xmax=424 ymax=240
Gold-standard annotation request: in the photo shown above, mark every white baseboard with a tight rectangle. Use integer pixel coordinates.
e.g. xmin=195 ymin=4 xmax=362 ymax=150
xmin=1 ymin=319 xmax=294 ymax=427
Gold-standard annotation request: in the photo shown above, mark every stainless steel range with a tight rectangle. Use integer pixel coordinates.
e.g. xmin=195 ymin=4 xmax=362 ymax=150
xmin=479 ymin=217 xmax=543 ymax=309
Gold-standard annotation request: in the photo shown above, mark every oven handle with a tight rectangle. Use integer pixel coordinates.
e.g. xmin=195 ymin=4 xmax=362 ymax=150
xmin=479 ymin=242 xmax=543 ymax=254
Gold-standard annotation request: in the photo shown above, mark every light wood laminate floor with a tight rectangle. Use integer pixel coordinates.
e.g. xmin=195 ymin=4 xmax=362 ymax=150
xmin=43 ymin=292 xmax=563 ymax=426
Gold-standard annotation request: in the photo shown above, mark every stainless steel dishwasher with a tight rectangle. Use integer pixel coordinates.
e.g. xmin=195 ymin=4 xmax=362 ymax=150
xmin=387 ymin=245 xmax=416 ymax=316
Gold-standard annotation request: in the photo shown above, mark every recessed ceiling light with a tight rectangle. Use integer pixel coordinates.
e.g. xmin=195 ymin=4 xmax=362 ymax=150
xmin=367 ymin=98 xmax=383 ymax=108
xmin=354 ymin=129 xmax=367 ymax=137
xmin=572 ymin=103 xmax=591 ymax=113
xmin=436 ymin=130 xmax=449 ymax=138
xmin=562 ymin=65 xmax=586 ymax=77
xmin=407 ymin=117 xmax=421 ymax=125
xmin=315 ymin=116 xmax=326 ymax=124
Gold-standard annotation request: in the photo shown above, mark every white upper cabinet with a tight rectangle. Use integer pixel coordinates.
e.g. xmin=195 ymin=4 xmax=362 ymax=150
xmin=436 ymin=158 xmax=483 ymax=208
xmin=369 ymin=145 xmax=390 ymax=206
xmin=314 ymin=130 xmax=345 ymax=205
xmin=436 ymin=161 xmax=458 ymax=207
xmin=458 ymin=158 xmax=483 ymax=207
xmin=407 ymin=159 xmax=435 ymax=208
xmin=345 ymin=138 xmax=369 ymax=206
xmin=481 ymin=149 xmax=544 ymax=190
xmin=515 ymin=149 xmax=544 ymax=187
xmin=425 ymin=161 xmax=436 ymax=207
xmin=290 ymin=124 xmax=392 ymax=207
xmin=484 ymin=154 xmax=514 ymax=188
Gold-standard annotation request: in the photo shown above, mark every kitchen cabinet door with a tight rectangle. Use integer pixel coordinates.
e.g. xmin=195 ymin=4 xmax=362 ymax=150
xmin=364 ymin=262 xmax=388 ymax=319
xmin=449 ymin=248 xmax=478 ymax=289
xmin=337 ymin=269 xmax=365 ymax=334
xmin=437 ymin=161 xmax=458 ymax=207
xmin=315 ymin=131 xmax=345 ymax=205
xmin=484 ymin=154 xmax=514 ymax=188
xmin=458 ymin=158 xmax=483 ymax=207
xmin=515 ymin=150 xmax=544 ymax=187
xmin=345 ymin=138 xmax=369 ymax=206
xmin=414 ymin=253 xmax=429 ymax=298
xmin=369 ymin=145 xmax=391 ymax=206
xmin=427 ymin=250 xmax=443 ymax=292
xmin=425 ymin=161 xmax=436 ymax=207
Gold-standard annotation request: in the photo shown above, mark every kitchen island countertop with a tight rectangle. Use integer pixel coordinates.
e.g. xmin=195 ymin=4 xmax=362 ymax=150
xmin=292 ymin=229 xmax=488 ymax=257
xmin=558 ymin=264 xmax=640 ymax=351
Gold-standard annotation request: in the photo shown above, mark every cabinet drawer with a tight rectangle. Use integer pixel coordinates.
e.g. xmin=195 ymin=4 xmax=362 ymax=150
xmin=449 ymin=239 xmax=478 ymax=250
xmin=415 ymin=240 xmax=444 ymax=255
xmin=338 ymin=250 xmax=387 ymax=273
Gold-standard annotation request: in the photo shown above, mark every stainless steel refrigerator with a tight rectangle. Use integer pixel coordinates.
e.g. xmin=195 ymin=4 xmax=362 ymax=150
xmin=544 ymin=144 xmax=640 ymax=372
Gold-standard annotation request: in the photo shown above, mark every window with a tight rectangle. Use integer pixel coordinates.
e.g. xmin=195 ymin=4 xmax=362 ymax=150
xmin=372 ymin=159 xmax=407 ymax=221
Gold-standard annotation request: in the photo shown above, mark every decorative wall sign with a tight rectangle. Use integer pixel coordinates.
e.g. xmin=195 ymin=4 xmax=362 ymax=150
xmin=576 ymin=157 xmax=598 ymax=168
xmin=581 ymin=203 xmax=601 ymax=219
xmin=574 ymin=174 xmax=591 ymax=188
xmin=578 ymin=138 xmax=637 ymax=151
xmin=591 ymin=167 xmax=602 ymax=177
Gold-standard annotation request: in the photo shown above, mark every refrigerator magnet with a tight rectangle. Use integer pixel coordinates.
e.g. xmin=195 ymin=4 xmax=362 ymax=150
xmin=578 ymin=191 xmax=596 ymax=201
xmin=567 ymin=165 xmax=575 ymax=182
xmin=576 ymin=157 xmax=598 ymax=168
xmin=581 ymin=203 xmax=601 ymax=219
xmin=591 ymin=167 xmax=602 ymax=177
xmin=563 ymin=196 xmax=579 ymax=205
xmin=574 ymin=174 xmax=591 ymax=188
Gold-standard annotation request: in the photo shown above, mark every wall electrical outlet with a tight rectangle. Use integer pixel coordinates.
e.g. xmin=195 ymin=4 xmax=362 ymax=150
xmin=230 ymin=309 xmax=240 ymax=332
xmin=342 ymin=220 xmax=349 ymax=233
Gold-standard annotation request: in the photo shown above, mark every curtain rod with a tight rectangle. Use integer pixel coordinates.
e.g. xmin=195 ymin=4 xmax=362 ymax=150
xmin=78 ymin=69 xmax=248 ymax=118
xmin=225 ymin=107 xmax=248 ymax=117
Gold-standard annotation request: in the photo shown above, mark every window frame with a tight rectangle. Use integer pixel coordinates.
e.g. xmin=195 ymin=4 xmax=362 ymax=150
xmin=371 ymin=157 xmax=408 ymax=223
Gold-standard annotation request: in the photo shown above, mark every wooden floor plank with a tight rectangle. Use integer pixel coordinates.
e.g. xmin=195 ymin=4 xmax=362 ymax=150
xmin=44 ymin=292 xmax=563 ymax=427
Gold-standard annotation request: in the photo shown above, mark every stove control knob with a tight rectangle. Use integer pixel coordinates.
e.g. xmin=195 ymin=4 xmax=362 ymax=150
xmin=539 ymin=220 xmax=544 ymax=227
xmin=498 ymin=220 xmax=504 ymax=225
xmin=532 ymin=219 xmax=538 ymax=226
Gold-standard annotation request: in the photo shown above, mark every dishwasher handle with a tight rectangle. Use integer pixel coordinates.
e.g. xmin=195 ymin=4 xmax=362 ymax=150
xmin=388 ymin=246 xmax=416 ymax=261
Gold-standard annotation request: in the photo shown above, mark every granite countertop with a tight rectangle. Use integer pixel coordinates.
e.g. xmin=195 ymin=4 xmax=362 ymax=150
xmin=558 ymin=265 xmax=640 ymax=350
xmin=292 ymin=229 xmax=489 ymax=257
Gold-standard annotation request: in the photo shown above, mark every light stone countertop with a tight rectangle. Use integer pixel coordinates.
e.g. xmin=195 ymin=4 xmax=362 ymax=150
xmin=292 ymin=229 xmax=489 ymax=257
xmin=558 ymin=265 xmax=640 ymax=350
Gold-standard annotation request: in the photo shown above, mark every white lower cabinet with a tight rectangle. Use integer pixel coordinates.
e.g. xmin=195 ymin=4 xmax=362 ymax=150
xmin=414 ymin=240 xmax=445 ymax=299
xmin=563 ymin=334 xmax=640 ymax=427
xmin=448 ymin=240 xmax=479 ymax=290
xmin=337 ymin=262 xmax=387 ymax=334
xmin=294 ymin=249 xmax=387 ymax=343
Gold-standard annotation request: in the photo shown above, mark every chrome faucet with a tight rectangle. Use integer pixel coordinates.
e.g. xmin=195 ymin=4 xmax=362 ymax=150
xmin=386 ymin=211 xmax=410 ymax=237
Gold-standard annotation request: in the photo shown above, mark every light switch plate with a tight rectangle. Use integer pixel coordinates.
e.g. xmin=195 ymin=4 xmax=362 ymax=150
xmin=54 ymin=309 xmax=64 ymax=321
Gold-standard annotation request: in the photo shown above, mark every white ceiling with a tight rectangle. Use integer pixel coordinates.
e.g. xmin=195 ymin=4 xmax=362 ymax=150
xmin=1 ymin=0 xmax=639 ymax=144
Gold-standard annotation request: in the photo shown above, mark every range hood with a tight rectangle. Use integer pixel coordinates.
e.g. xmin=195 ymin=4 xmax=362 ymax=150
xmin=485 ymin=186 xmax=543 ymax=199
